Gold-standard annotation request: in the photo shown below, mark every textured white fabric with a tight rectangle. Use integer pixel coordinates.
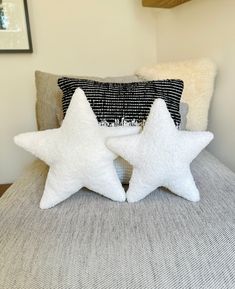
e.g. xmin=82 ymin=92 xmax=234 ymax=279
xmin=107 ymin=99 xmax=214 ymax=203
xmin=14 ymin=88 xmax=140 ymax=209
xmin=136 ymin=58 xmax=217 ymax=131
xmin=113 ymin=102 xmax=188 ymax=184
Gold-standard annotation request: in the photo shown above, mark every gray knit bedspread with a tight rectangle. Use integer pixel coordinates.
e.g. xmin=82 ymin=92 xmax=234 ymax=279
xmin=0 ymin=151 xmax=235 ymax=289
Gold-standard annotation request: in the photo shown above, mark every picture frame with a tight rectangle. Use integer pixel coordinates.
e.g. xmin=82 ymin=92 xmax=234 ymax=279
xmin=0 ymin=0 xmax=32 ymax=53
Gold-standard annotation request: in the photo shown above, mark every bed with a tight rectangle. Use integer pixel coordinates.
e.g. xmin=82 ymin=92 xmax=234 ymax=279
xmin=1 ymin=67 xmax=235 ymax=289
xmin=1 ymin=150 xmax=235 ymax=288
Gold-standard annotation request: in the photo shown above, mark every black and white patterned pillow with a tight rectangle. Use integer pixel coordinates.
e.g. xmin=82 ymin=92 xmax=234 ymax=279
xmin=58 ymin=77 xmax=184 ymax=127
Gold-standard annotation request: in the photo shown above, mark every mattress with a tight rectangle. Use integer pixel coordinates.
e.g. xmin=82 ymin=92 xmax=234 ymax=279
xmin=0 ymin=151 xmax=235 ymax=289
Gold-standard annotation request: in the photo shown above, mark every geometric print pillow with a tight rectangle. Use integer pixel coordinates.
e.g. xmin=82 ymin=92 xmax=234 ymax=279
xmin=58 ymin=77 xmax=184 ymax=127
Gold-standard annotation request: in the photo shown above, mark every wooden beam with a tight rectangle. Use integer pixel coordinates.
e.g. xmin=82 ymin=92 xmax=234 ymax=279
xmin=142 ymin=0 xmax=191 ymax=8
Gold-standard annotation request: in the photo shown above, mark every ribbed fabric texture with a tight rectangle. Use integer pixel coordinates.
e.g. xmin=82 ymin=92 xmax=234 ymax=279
xmin=1 ymin=151 xmax=235 ymax=288
xmin=58 ymin=78 xmax=184 ymax=127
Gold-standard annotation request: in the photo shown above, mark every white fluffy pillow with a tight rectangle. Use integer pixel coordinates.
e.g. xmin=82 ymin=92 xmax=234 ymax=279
xmin=107 ymin=99 xmax=213 ymax=203
xmin=14 ymin=88 xmax=140 ymax=209
xmin=136 ymin=58 xmax=217 ymax=131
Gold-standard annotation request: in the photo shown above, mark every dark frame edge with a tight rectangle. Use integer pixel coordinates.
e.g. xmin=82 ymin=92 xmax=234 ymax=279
xmin=0 ymin=0 xmax=33 ymax=53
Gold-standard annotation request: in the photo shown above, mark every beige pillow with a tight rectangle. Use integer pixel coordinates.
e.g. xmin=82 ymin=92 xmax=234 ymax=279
xmin=35 ymin=71 xmax=63 ymax=131
xmin=136 ymin=58 xmax=217 ymax=131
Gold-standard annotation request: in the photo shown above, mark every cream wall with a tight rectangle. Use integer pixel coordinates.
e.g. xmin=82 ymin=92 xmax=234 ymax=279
xmin=156 ymin=0 xmax=235 ymax=172
xmin=0 ymin=0 xmax=157 ymax=183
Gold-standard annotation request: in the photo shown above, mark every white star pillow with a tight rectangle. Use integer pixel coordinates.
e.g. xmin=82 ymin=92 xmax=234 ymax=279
xmin=14 ymin=88 xmax=140 ymax=209
xmin=107 ymin=99 xmax=214 ymax=203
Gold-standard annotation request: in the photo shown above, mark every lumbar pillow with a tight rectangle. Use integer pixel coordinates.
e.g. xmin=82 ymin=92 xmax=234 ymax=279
xmin=107 ymin=99 xmax=214 ymax=203
xmin=136 ymin=58 xmax=217 ymax=131
xmin=14 ymin=88 xmax=140 ymax=209
xmin=58 ymin=77 xmax=184 ymax=127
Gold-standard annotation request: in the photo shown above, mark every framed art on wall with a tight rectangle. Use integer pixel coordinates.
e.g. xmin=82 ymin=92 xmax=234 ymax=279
xmin=0 ymin=0 xmax=32 ymax=53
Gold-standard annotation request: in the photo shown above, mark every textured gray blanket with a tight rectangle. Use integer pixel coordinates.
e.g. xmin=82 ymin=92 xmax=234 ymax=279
xmin=0 ymin=151 xmax=235 ymax=289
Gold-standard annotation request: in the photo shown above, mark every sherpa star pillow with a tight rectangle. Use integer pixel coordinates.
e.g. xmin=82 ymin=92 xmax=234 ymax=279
xmin=14 ymin=88 xmax=140 ymax=209
xmin=107 ymin=99 xmax=214 ymax=203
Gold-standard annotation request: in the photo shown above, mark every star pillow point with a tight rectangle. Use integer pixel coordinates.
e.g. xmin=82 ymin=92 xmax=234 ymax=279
xmin=107 ymin=98 xmax=214 ymax=203
xmin=15 ymin=88 xmax=140 ymax=209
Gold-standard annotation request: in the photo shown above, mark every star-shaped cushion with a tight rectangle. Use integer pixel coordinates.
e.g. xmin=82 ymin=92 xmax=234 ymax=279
xmin=14 ymin=88 xmax=140 ymax=209
xmin=107 ymin=99 xmax=214 ymax=203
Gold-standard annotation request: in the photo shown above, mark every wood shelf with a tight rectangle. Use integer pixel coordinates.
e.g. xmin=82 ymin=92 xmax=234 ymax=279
xmin=142 ymin=0 xmax=191 ymax=8
xmin=0 ymin=184 xmax=12 ymax=197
